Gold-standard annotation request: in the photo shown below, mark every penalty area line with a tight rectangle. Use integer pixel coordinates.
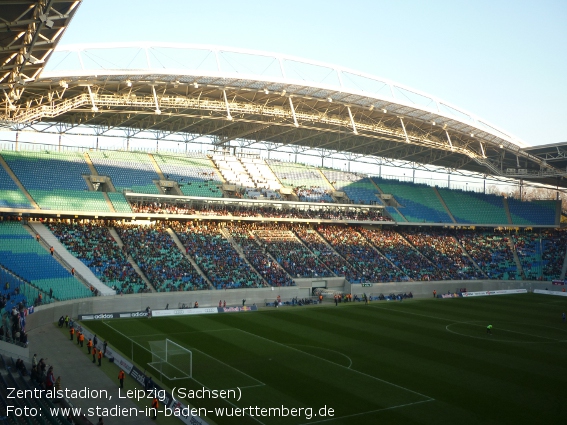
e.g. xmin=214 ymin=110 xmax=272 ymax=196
xmin=234 ymin=328 xmax=434 ymax=402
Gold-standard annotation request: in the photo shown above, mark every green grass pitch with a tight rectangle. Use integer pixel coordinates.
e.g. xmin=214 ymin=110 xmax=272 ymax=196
xmin=84 ymin=294 xmax=567 ymax=425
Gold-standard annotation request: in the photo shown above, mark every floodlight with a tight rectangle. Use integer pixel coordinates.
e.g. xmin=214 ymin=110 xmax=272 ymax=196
xmin=155 ymin=109 xmax=162 ymax=115
xmin=193 ymin=82 xmax=199 ymax=89
xmin=369 ymin=105 xmax=374 ymax=111
xmin=382 ymin=109 xmax=387 ymax=113
xmin=264 ymin=89 xmax=270 ymax=94
xmin=91 ymin=106 xmax=98 ymax=112
xmin=327 ymin=97 xmax=332 ymax=102
xmin=59 ymin=80 xmax=68 ymax=89
xmin=281 ymin=90 xmax=286 ymax=96
xmin=125 ymin=80 xmax=132 ymax=87
xmin=432 ymin=121 xmax=436 ymax=126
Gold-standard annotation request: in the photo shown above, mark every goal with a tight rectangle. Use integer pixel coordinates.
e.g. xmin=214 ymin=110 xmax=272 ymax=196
xmin=147 ymin=339 xmax=192 ymax=380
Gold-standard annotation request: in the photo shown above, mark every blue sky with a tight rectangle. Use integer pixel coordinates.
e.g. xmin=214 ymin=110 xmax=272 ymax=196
xmin=57 ymin=0 xmax=567 ymax=146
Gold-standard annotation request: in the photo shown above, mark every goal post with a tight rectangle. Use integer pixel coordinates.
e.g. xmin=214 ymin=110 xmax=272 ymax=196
xmin=147 ymin=339 xmax=192 ymax=381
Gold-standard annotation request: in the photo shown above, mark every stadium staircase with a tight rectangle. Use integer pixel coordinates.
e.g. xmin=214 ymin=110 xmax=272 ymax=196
xmin=432 ymin=186 xmax=457 ymax=223
xmin=502 ymin=198 xmax=513 ymax=225
xmin=507 ymin=238 xmax=525 ymax=279
xmin=452 ymin=236 xmax=489 ymax=278
xmin=0 ymin=154 xmax=39 ymax=209
xmin=219 ymin=227 xmax=270 ymax=286
xmin=148 ymin=153 xmax=167 ymax=181
xmin=27 ymin=222 xmax=115 ymax=296
xmin=165 ymin=227 xmax=213 ymax=288
xmin=107 ymin=227 xmax=154 ymax=292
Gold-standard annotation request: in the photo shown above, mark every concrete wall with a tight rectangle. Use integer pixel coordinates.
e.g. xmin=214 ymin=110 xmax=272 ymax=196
xmin=26 ymin=280 xmax=559 ymax=331
xmin=26 ymin=286 xmax=312 ymax=331
xmin=349 ymin=280 xmax=555 ymax=298
xmin=0 ymin=339 xmax=29 ymax=360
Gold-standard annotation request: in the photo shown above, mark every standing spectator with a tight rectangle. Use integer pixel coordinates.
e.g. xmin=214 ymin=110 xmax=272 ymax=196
xmin=118 ymin=370 xmax=125 ymax=388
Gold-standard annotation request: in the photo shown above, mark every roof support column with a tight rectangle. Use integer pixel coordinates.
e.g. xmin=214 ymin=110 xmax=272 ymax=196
xmin=347 ymin=107 xmax=358 ymax=135
xmin=86 ymin=85 xmax=97 ymax=112
xmin=479 ymin=141 xmax=486 ymax=157
xmin=288 ymin=97 xmax=299 ymax=127
xmin=400 ymin=117 xmax=409 ymax=143
xmin=445 ymin=130 xmax=454 ymax=151
xmin=152 ymin=84 xmax=161 ymax=115
xmin=151 ymin=85 xmax=160 ymax=114
xmin=222 ymin=89 xmax=233 ymax=121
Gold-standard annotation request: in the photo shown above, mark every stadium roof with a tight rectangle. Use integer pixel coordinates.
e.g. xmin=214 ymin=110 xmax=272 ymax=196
xmin=523 ymin=142 xmax=567 ymax=174
xmin=0 ymin=40 xmax=566 ymax=188
xmin=0 ymin=1 xmax=81 ymax=106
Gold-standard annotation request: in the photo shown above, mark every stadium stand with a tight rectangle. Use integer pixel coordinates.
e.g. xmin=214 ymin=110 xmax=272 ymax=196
xmin=291 ymin=224 xmax=354 ymax=277
xmin=114 ymin=223 xmax=208 ymax=291
xmin=252 ymin=224 xmax=333 ymax=279
xmin=268 ymin=161 xmax=334 ymax=202
xmin=542 ymin=229 xmax=567 ymax=280
xmin=512 ymin=232 xmax=545 ymax=280
xmin=0 ymin=221 xmax=92 ymax=301
xmin=456 ymin=230 xmax=520 ymax=280
xmin=372 ymin=177 xmax=452 ymax=223
xmin=399 ymin=229 xmax=484 ymax=280
xmin=46 ymin=221 xmax=147 ymax=294
xmin=360 ymin=228 xmax=442 ymax=281
xmin=437 ymin=188 xmax=509 ymax=224
xmin=107 ymin=192 xmax=133 ymax=213
xmin=0 ymin=163 xmax=33 ymax=209
xmin=507 ymin=198 xmax=557 ymax=226
xmin=171 ymin=221 xmax=265 ymax=289
xmin=87 ymin=150 xmax=161 ymax=194
xmin=322 ymin=170 xmax=382 ymax=205
xmin=225 ymin=222 xmax=295 ymax=287
xmin=317 ymin=225 xmax=407 ymax=283
xmin=0 ymin=150 xmax=112 ymax=211
xmin=153 ymin=153 xmax=223 ymax=197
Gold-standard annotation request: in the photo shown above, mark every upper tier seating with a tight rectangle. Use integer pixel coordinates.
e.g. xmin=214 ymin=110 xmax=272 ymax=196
xmin=107 ymin=192 xmax=133 ymax=213
xmin=0 ymin=164 xmax=32 ymax=209
xmin=322 ymin=171 xmax=382 ymax=205
xmin=87 ymin=151 xmax=160 ymax=194
xmin=28 ymin=189 xmax=111 ymax=212
xmin=0 ymin=221 xmax=92 ymax=301
xmin=373 ymin=178 xmax=452 ymax=223
xmin=507 ymin=199 xmax=556 ymax=226
xmin=437 ymin=189 xmax=509 ymax=224
xmin=1 ymin=150 xmax=91 ymax=191
xmin=268 ymin=161 xmax=334 ymax=203
xmin=153 ymin=153 xmax=223 ymax=197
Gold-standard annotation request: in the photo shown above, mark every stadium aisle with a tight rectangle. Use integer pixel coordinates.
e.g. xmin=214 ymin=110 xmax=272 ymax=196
xmin=27 ymin=323 xmax=155 ymax=424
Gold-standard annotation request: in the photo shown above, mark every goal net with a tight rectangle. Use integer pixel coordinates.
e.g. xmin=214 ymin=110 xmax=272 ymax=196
xmin=147 ymin=339 xmax=192 ymax=380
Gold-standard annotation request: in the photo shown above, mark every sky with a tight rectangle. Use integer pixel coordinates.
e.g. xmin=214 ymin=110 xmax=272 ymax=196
xmin=54 ymin=0 xmax=567 ymax=147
